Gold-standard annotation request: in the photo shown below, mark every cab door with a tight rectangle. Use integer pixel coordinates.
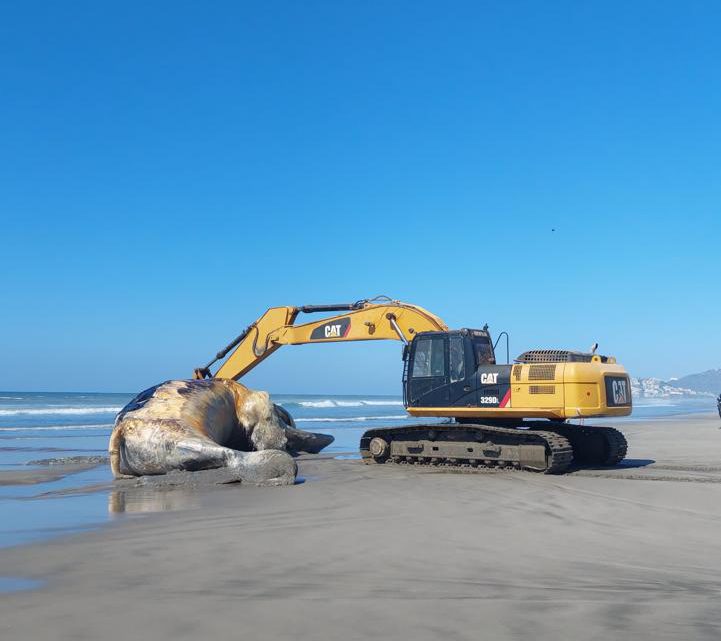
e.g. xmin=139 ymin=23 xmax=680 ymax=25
xmin=447 ymin=334 xmax=476 ymax=406
xmin=407 ymin=334 xmax=450 ymax=407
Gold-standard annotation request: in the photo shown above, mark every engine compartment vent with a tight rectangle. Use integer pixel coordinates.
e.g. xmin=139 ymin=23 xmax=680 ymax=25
xmin=516 ymin=350 xmax=608 ymax=364
xmin=528 ymin=364 xmax=557 ymax=380
xmin=529 ymin=385 xmax=556 ymax=395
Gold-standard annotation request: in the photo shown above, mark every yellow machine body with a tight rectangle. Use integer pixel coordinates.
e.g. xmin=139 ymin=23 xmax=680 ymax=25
xmin=407 ymin=361 xmax=632 ymax=421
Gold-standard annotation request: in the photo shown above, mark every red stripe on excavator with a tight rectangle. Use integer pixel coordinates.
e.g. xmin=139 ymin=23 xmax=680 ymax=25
xmin=499 ymin=389 xmax=511 ymax=408
xmin=342 ymin=321 xmax=351 ymax=337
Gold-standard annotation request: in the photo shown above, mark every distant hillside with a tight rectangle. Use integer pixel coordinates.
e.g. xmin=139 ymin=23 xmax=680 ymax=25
xmin=629 ymin=369 xmax=720 ymax=399
xmin=670 ymin=369 xmax=721 ymax=395
xmin=629 ymin=377 xmax=711 ymax=399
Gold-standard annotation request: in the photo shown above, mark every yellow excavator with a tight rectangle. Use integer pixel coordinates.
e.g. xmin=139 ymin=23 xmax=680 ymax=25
xmin=194 ymin=297 xmax=632 ymax=474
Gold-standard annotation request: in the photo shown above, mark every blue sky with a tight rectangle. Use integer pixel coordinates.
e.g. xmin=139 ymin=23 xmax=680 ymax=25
xmin=1 ymin=1 xmax=720 ymax=393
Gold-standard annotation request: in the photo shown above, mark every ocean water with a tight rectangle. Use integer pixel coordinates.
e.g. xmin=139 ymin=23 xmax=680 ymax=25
xmin=0 ymin=392 xmax=127 ymax=550
xmin=0 ymin=391 xmax=716 ymax=551
xmin=277 ymin=393 xmax=424 ymax=456
xmin=0 ymin=391 xmax=420 ymax=550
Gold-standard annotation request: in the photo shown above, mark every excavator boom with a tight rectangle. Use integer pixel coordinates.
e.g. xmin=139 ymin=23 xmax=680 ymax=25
xmin=195 ymin=298 xmax=447 ymax=381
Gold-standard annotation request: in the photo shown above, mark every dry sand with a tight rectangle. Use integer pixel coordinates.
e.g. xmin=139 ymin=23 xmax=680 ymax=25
xmin=2 ymin=412 xmax=721 ymax=640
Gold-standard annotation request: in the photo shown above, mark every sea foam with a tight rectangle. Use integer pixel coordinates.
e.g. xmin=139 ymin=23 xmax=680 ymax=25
xmin=292 ymin=399 xmax=404 ymax=408
xmin=295 ymin=414 xmax=408 ymax=423
xmin=0 ymin=407 xmax=122 ymax=416
xmin=0 ymin=423 xmax=114 ymax=431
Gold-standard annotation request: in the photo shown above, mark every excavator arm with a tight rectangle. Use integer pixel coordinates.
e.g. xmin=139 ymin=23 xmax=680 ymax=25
xmin=194 ymin=297 xmax=448 ymax=381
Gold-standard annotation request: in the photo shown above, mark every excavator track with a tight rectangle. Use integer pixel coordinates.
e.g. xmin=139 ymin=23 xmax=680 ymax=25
xmin=360 ymin=423 xmax=574 ymax=474
xmin=360 ymin=423 xmax=627 ymax=474
xmin=545 ymin=424 xmax=628 ymax=467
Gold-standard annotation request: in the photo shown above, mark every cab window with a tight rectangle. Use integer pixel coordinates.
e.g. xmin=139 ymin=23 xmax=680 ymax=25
xmin=412 ymin=337 xmax=445 ymax=378
xmin=449 ymin=336 xmax=465 ymax=382
xmin=473 ymin=336 xmax=495 ymax=365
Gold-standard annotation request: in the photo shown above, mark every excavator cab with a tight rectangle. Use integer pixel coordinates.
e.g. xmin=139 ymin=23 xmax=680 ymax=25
xmin=403 ymin=329 xmax=510 ymax=409
xmin=403 ymin=326 xmax=632 ymax=423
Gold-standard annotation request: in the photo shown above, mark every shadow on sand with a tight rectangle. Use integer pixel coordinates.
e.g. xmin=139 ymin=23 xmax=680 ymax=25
xmin=570 ymin=458 xmax=656 ymax=473
xmin=617 ymin=458 xmax=656 ymax=468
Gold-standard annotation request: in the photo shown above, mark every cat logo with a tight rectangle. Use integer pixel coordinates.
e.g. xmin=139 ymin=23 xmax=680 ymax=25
xmin=325 ymin=324 xmax=342 ymax=338
xmin=480 ymin=372 xmax=498 ymax=385
xmin=612 ymin=379 xmax=628 ymax=405
xmin=310 ymin=318 xmax=351 ymax=340
xmin=605 ymin=376 xmax=631 ymax=407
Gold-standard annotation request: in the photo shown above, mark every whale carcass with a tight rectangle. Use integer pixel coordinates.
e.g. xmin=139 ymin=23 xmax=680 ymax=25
xmin=109 ymin=379 xmax=333 ymax=485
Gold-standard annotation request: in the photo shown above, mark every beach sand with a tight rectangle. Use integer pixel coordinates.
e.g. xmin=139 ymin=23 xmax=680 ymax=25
xmin=2 ymin=412 xmax=721 ymax=640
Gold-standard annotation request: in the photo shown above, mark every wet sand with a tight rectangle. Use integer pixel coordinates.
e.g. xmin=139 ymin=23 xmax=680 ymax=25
xmin=2 ymin=412 xmax=721 ymax=640
xmin=0 ymin=461 xmax=101 ymax=486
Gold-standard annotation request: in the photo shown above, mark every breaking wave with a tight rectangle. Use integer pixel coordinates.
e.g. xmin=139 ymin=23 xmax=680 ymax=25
xmin=632 ymin=402 xmax=677 ymax=407
xmin=0 ymin=423 xmax=114 ymax=432
xmin=295 ymin=415 xmax=408 ymax=423
xmin=284 ymin=399 xmax=404 ymax=408
xmin=0 ymin=407 xmax=121 ymax=416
